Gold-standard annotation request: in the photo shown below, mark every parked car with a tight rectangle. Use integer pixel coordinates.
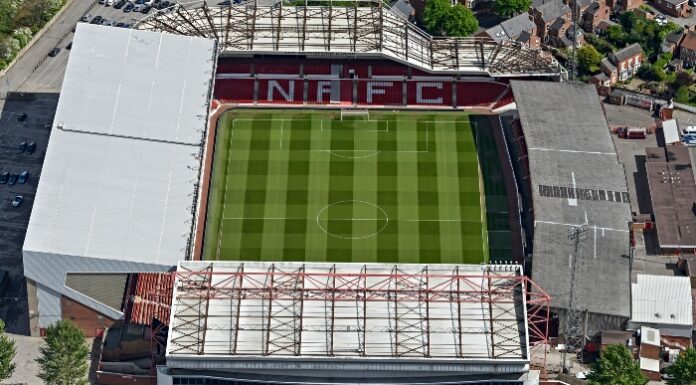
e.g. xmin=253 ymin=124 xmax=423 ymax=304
xmin=66 ymin=42 xmax=73 ymax=50
xmin=0 ymin=270 xmax=10 ymax=305
xmin=16 ymin=113 xmax=27 ymax=122
xmin=11 ymin=196 xmax=22 ymax=207
xmin=106 ymin=0 xmax=113 ymax=5
xmin=123 ymin=23 xmax=133 ymax=28
xmin=90 ymin=15 xmax=103 ymax=24
xmin=134 ymin=3 xmax=145 ymax=11
xmin=218 ymin=0 xmax=231 ymax=5
xmin=123 ymin=2 xmax=134 ymax=12
xmin=8 ymin=174 xmax=18 ymax=185
xmin=616 ymin=126 xmax=646 ymax=139
xmin=18 ymin=142 xmax=26 ymax=153
xmin=48 ymin=47 xmax=60 ymax=57
xmin=0 ymin=173 xmax=9 ymax=184
xmin=116 ymin=22 xmax=125 ymax=27
xmin=114 ymin=0 xmax=126 ymax=8
xmin=27 ymin=142 xmax=36 ymax=154
xmin=18 ymin=171 xmax=28 ymax=184
xmin=683 ymin=136 xmax=696 ymax=146
xmin=80 ymin=14 xmax=92 ymax=22
xmin=141 ymin=5 xmax=151 ymax=13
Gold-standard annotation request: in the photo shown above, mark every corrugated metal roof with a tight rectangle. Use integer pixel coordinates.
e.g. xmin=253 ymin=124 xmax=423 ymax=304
xmin=631 ymin=274 xmax=693 ymax=326
xmin=512 ymin=81 xmax=632 ymax=319
xmin=23 ymin=24 xmax=216 ymax=266
xmin=663 ymin=119 xmax=680 ymax=144
xmin=168 ymin=261 xmax=529 ymax=362
xmin=65 ymin=273 xmax=128 ymax=311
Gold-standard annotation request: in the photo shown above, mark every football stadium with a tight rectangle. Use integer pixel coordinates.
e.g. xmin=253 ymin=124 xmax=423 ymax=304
xmin=18 ymin=0 xmax=569 ymax=384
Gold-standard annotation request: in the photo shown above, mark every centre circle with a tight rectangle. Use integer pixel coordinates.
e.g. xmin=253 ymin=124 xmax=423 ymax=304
xmin=316 ymin=200 xmax=389 ymax=240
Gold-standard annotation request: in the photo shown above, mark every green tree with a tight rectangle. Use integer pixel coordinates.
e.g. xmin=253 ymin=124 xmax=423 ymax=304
xmin=494 ymin=0 xmax=532 ymax=18
xmin=423 ymin=0 xmax=451 ymax=35
xmin=0 ymin=36 xmax=20 ymax=61
xmin=443 ymin=4 xmax=478 ymax=37
xmin=605 ymin=25 xmax=626 ymax=47
xmin=666 ymin=347 xmax=696 ymax=385
xmin=674 ymin=71 xmax=694 ymax=88
xmin=0 ymin=320 xmax=16 ymax=382
xmin=0 ymin=0 xmax=22 ymax=34
xmin=586 ymin=345 xmax=647 ymax=385
xmin=675 ymin=86 xmax=690 ymax=103
xmin=577 ymin=44 xmax=602 ymax=74
xmin=423 ymin=0 xmax=478 ymax=37
xmin=12 ymin=27 xmax=32 ymax=47
xmin=36 ymin=320 xmax=90 ymax=385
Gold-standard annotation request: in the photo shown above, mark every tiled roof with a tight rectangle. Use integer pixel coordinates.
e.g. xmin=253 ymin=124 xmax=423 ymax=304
xmin=612 ymin=43 xmax=643 ymax=62
xmin=536 ymin=0 xmax=572 ymax=22
xmin=680 ymin=30 xmax=696 ymax=52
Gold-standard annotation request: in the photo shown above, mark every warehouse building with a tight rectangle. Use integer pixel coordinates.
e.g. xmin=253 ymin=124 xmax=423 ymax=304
xmin=22 ymin=24 xmax=216 ymax=335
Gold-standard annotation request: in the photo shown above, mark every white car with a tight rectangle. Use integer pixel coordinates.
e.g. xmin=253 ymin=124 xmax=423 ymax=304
xmin=134 ymin=3 xmax=145 ymax=11
xmin=575 ymin=371 xmax=591 ymax=379
xmin=106 ymin=0 xmax=113 ymax=5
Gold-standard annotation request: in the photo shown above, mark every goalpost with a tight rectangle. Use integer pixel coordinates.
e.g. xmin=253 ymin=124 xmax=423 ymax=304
xmin=340 ymin=108 xmax=369 ymax=121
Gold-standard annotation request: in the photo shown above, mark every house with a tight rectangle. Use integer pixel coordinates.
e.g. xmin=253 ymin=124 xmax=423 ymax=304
xmin=609 ymin=0 xmax=645 ymax=11
xmin=480 ymin=14 xmax=540 ymax=47
xmin=638 ymin=326 xmax=662 ymax=381
xmin=590 ymin=72 xmax=612 ymax=94
xmin=610 ymin=43 xmax=644 ymax=81
xmin=582 ymin=1 xmax=611 ymax=32
xmin=388 ymin=0 xmax=416 ymax=22
xmin=679 ymin=30 xmax=696 ymax=67
xmin=663 ymin=29 xmax=686 ymax=54
xmin=627 ymin=274 xmax=693 ymax=338
xmin=596 ymin=19 xmax=618 ymax=34
xmin=600 ymin=57 xmax=619 ymax=84
xmin=531 ymin=0 xmax=572 ymax=44
xmin=653 ymin=0 xmax=689 ymax=17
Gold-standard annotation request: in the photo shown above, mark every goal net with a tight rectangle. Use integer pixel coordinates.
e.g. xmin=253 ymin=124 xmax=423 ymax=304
xmin=340 ymin=109 xmax=369 ymax=121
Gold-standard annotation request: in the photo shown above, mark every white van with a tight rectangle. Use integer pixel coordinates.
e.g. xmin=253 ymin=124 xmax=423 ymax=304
xmin=683 ymin=126 xmax=696 ymax=135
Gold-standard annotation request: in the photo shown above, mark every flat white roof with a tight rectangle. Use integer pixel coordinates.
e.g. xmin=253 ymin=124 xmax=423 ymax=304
xmin=631 ymin=274 xmax=693 ymax=327
xmin=168 ymin=261 xmax=529 ymax=363
xmin=663 ymin=119 xmax=680 ymax=144
xmin=23 ymin=24 xmax=216 ymax=266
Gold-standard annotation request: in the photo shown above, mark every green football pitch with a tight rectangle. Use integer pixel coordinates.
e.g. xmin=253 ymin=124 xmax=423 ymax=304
xmin=202 ymin=110 xmax=511 ymax=264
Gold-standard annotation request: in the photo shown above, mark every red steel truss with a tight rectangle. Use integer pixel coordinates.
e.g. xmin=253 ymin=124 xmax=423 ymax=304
xmin=167 ymin=263 xmax=551 ymax=376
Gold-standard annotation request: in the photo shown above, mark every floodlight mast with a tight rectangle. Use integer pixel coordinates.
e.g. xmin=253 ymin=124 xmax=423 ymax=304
xmin=561 ymin=223 xmax=588 ymax=373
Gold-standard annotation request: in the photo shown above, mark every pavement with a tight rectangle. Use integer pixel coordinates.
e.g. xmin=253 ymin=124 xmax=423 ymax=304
xmin=3 ymin=333 xmax=43 ymax=385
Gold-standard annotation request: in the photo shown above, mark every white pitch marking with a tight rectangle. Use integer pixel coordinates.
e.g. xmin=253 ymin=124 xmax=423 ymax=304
xmin=568 ymin=172 xmax=577 ymax=207
xmin=528 ymin=147 xmax=617 ymax=156
xmin=280 ymin=120 xmax=283 ymax=149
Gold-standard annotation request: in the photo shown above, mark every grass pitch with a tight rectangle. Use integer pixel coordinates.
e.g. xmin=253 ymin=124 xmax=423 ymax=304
xmin=203 ymin=110 xmax=508 ymax=264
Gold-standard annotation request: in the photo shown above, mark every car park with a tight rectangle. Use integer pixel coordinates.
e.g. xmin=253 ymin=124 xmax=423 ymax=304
xmin=48 ymin=47 xmax=60 ymax=57
xmin=16 ymin=113 xmax=27 ymax=122
xmin=8 ymin=174 xmax=17 ymax=185
xmin=27 ymin=142 xmax=36 ymax=154
xmin=18 ymin=142 xmax=26 ymax=153
xmin=18 ymin=171 xmax=28 ymax=184
xmin=11 ymin=196 xmax=22 ymax=207
xmin=0 ymin=173 xmax=8 ymax=184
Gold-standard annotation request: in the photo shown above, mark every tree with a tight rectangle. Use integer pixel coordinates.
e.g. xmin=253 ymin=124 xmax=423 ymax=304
xmin=36 ymin=320 xmax=90 ymax=385
xmin=666 ymin=347 xmax=696 ymax=385
xmin=494 ymin=0 xmax=532 ymax=18
xmin=0 ymin=36 xmax=20 ymax=61
xmin=674 ymin=86 xmax=689 ymax=103
xmin=586 ymin=345 xmax=647 ymax=385
xmin=423 ymin=0 xmax=478 ymax=37
xmin=12 ymin=27 xmax=32 ymax=47
xmin=674 ymin=71 xmax=694 ymax=88
xmin=0 ymin=0 xmax=22 ymax=34
xmin=443 ymin=4 xmax=478 ymax=37
xmin=0 ymin=320 xmax=16 ymax=382
xmin=423 ymin=0 xmax=450 ymax=36
xmin=577 ymin=44 xmax=602 ymax=74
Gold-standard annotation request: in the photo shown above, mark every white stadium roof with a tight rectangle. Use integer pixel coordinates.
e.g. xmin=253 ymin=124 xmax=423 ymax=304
xmin=23 ymin=24 xmax=216 ymax=326
xmin=166 ymin=261 xmax=536 ymax=379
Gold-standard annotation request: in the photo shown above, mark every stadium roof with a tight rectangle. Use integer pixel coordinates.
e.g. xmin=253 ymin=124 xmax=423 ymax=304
xmin=631 ymin=275 xmax=692 ymax=327
xmin=166 ymin=261 xmax=544 ymax=376
xmin=135 ymin=1 xmax=566 ymax=78
xmin=511 ymin=81 xmax=632 ymax=320
xmin=24 ymin=24 xmax=216 ymax=266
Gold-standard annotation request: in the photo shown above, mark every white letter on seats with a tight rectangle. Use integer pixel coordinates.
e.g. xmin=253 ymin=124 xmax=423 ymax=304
xmin=416 ymin=82 xmax=443 ymax=104
xmin=367 ymin=82 xmax=393 ymax=103
xmin=267 ymin=80 xmax=295 ymax=102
